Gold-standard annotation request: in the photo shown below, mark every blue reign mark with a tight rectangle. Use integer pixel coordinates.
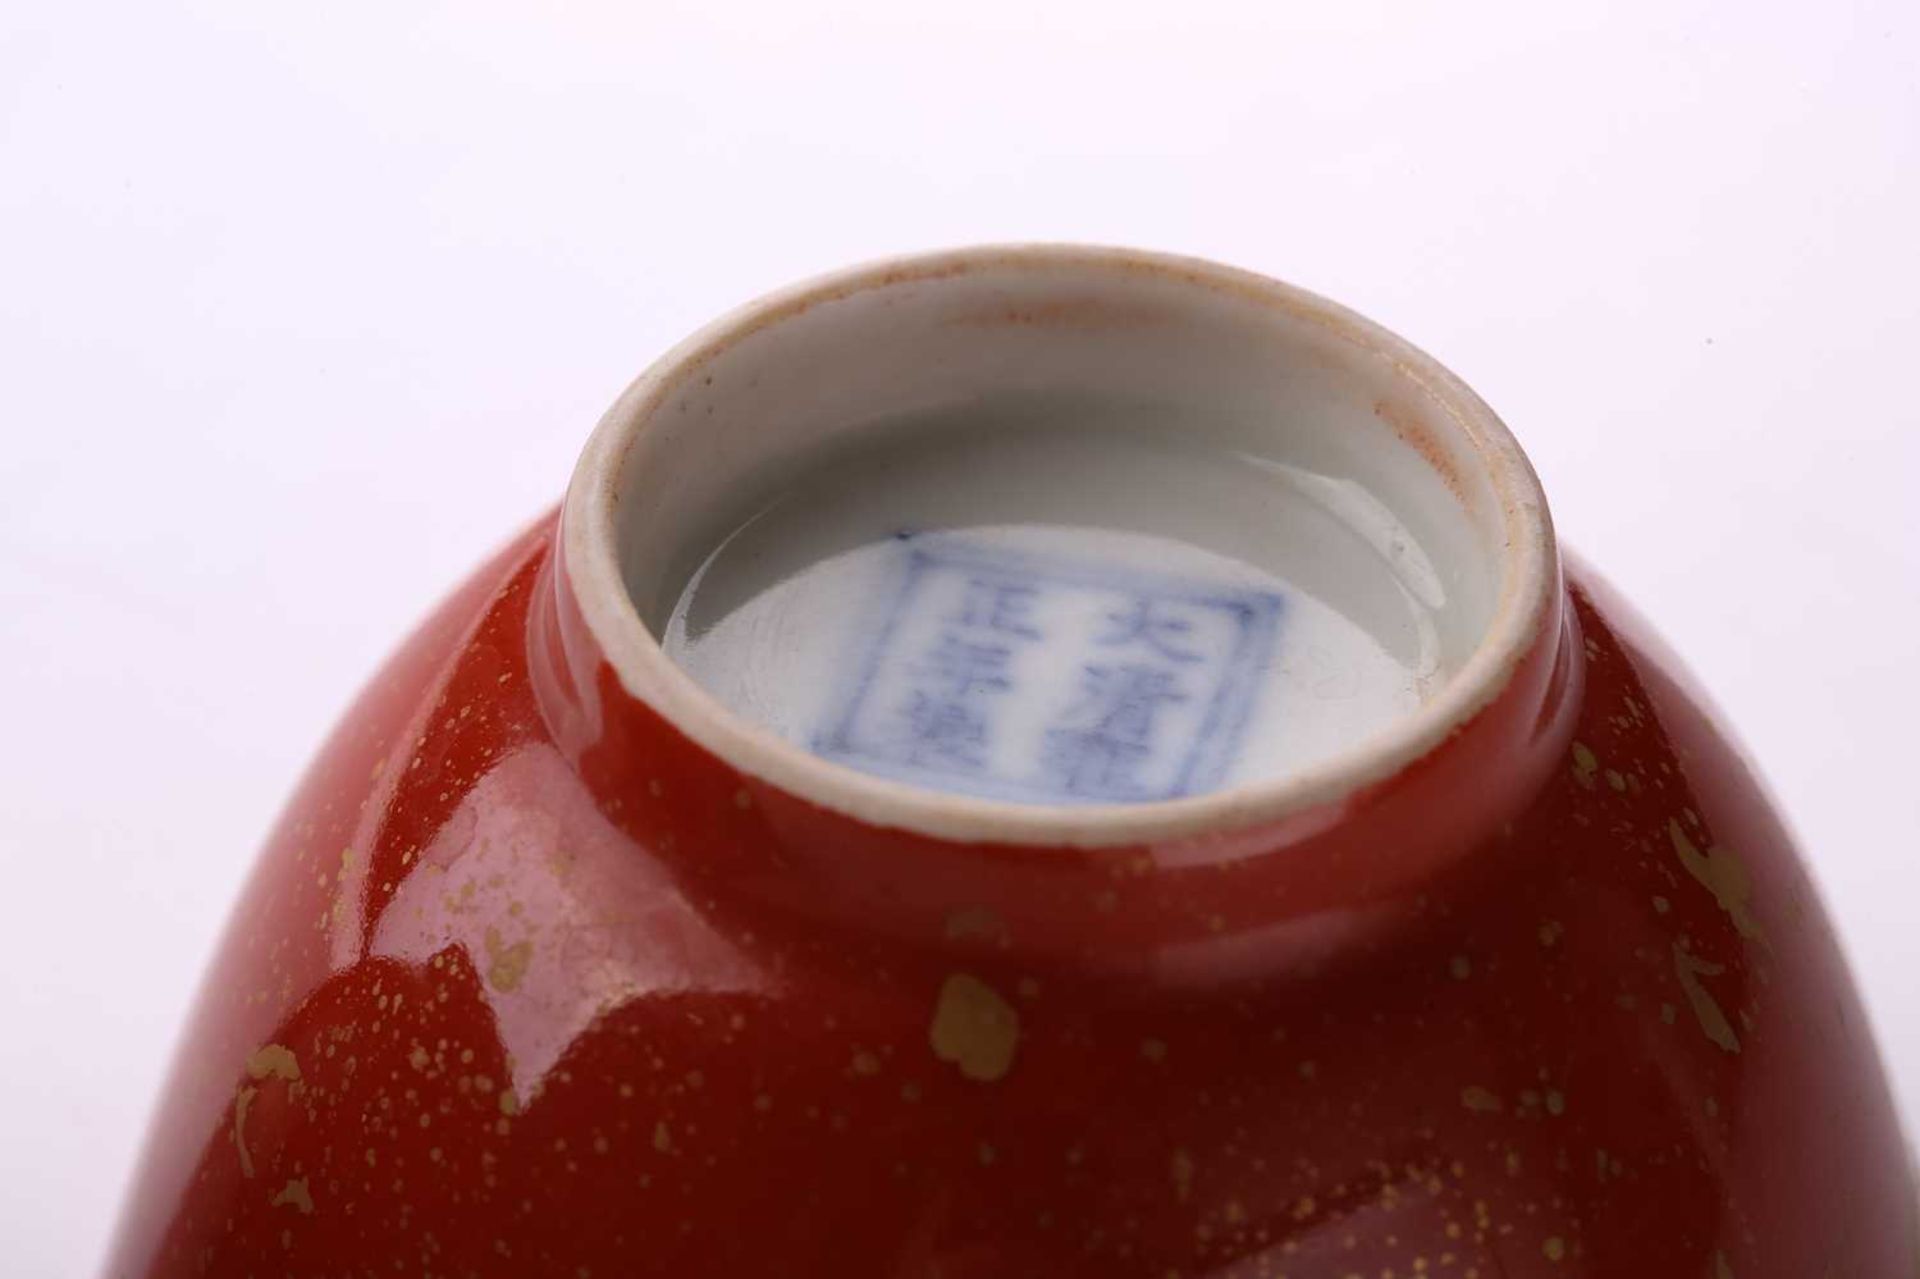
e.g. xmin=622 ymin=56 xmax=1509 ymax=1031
xmin=813 ymin=535 xmax=1284 ymax=804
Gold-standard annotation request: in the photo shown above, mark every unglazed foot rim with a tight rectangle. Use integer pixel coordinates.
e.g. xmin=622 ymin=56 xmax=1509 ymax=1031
xmin=563 ymin=244 xmax=1556 ymax=847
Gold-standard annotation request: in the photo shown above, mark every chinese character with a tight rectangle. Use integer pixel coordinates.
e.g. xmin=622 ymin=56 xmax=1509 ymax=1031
xmin=953 ymin=577 xmax=1043 ymax=639
xmin=900 ymin=688 xmax=991 ymax=770
xmin=916 ymin=632 xmax=1016 ymax=699
xmin=894 ymin=631 xmax=1019 ymax=770
xmin=1041 ymin=662 xmax=1189 ymax=797
xmin=1098 ymin=597 xmax=1202 ymax=663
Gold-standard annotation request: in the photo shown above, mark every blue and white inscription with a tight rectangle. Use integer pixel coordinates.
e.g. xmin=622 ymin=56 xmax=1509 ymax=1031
xmin=814 ymin=535 xmax=1283 ymax=803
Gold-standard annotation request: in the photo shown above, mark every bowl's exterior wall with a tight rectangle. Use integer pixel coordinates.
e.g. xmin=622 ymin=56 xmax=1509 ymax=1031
xmin=105 ymin=519 xmax=1913 ymax=1277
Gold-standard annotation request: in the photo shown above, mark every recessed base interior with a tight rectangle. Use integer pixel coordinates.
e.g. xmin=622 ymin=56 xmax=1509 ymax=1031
xmin=602 ymin=253 xmax=1513 ymax=809
xmin=658 ymin=399 xmax=1455 ymax=803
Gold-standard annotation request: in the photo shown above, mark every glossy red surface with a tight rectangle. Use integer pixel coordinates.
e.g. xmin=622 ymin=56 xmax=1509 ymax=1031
xmin=107 ymin=518 xmax=1914 ymax=1277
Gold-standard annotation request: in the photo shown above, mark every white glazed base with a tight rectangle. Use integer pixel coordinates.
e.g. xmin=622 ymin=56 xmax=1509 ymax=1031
xmin=660 ymin=405 xmax=1447 ymax=803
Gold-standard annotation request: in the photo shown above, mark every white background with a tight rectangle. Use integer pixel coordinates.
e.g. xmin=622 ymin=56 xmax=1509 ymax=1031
xmin=3 ymin=1 xmax=1916 ymax=1272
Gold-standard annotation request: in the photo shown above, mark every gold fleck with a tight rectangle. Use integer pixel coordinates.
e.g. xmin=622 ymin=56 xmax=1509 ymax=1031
xmin=1449 ymin=955 xmax=1472 ymax=980
xmin=485 ymin=927 xmax=533 ymax=993
xmin=1714 ymin=1251 xmax=1734 ymax=1278
xmin=1653 ymin=896 xmax=1671 ymax=915
xmin=851 ymin=1051 xmax=880 ymax=1077
xmin=1669 ymin=820 xmax=1763 ymax=940
xmin=1537 ymin=920 xmax=1564 ymax=948
xmin=652 ymin=1120 xmax=671 ymax=1153
xmin=1570 ymin=742 xmax=1599 ymax=788
xmin=245 ymin=1044 xmax=301 ymax=1082
xmin=1140 ymin=1039 xmax=1168 ymax=1064
xmin=271 ymin=1178 xmax=314 ymax=1215
xmin=1460 ymin=1086 xmax=1503 ymax=1114
xmin=732 ymin=787 xmax=753 ymax=809
xmin=1673 ymin=944 xmax=1741 ymax=1053
xmin=498 ymin=1087 xmax=519 ymax=1116
xmin=233 ymin=1086 xmax=258 ymax=1179
xmin=1544 ymin=1235 xmax=1566 ymax=1261
xmin=408 ymin=1045 xmax=430 ymax=1072
xmin=1545 ymin=1089 xmax=1566 ymax=1116
xmin=928 ymin=974 xmax=1019 ymax=1083
xmin=1605 ymin=769 xmax=1627 ymax=792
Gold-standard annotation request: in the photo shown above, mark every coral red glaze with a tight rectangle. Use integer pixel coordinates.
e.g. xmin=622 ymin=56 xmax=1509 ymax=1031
xmin=107 ymin=520 xmax=1914 ymax=1277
